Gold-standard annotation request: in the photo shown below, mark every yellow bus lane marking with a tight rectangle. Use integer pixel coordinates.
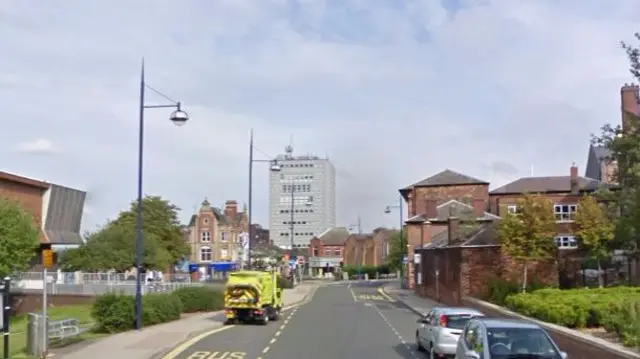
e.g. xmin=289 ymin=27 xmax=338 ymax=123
xmin=377 ymin=287 xmax=395 ymax=301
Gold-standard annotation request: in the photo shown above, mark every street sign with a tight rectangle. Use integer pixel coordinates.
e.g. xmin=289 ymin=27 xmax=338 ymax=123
xmin=402 ymin=255 xmax=408 ymax=264
xmin=42 ymin=249 xmax=53 ymax=268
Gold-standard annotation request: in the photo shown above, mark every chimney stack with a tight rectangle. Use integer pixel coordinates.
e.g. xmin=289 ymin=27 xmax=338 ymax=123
xmin=621 ymin=84 xmax=640 ymax=132
xmin=425 ymin=199 xmax=438 ymax=219
xmin=472 ymin=198 xmax=485 ymax=218
xmin=570 ymin=164 xmax=579 ymax=195
xmin=447 ymin=217 xmax=460 ymax=245
xmin=224 ymin=200 xmax=238 ymax=221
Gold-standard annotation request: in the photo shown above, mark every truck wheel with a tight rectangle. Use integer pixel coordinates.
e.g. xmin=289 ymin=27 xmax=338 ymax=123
xmin=269 ymin=308 xmax=280 ymax=321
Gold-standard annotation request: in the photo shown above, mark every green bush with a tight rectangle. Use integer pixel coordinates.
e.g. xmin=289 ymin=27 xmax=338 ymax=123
xmin=92 ymin=291 xmax=183 ymax=333
xmin=502 ymin=286 xmax=640 ymax=348
xmin=142 ymin=293 xmax=183 ymax=326
xmin=92 ymin=293 xmax=136 ymax=333
xmin=173 ymin=286 xmax=224 ymax=313
xmin=484 ymin=278 xmax=547 ymax=305
xmin=341 ymin=265 xmax=388 ymax=277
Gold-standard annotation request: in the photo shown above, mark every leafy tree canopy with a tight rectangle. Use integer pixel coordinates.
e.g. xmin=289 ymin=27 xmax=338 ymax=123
xmin=386 ymin=230 xmax=405 ymax=270
xmin=59 ymin=195 xmax=189 ymax=272
xmin=592 ymin=33 xmax=640 ymax=258
xmin=0 ymin=198 xmax=40 ymax=277
xmin=497 ymin=194 xmax=557 ymax=291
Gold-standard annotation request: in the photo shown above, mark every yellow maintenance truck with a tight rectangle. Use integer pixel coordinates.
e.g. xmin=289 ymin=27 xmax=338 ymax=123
xmin=223 ymin=270 xmax=284 ymax=325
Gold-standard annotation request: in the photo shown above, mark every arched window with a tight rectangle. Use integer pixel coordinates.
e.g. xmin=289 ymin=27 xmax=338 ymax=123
xmin=200 ymin=247 xmax=212 ymax=262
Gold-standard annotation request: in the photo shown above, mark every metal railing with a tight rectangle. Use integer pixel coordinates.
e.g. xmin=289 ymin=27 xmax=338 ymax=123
xmin=11 ymin=271 xmax=208 ymax=296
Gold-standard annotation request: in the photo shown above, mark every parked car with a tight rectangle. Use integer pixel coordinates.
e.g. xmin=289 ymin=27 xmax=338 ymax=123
xmin=455 ymin=317 xmax=568 ymax=359
xmin=416 ymin=307 xmax=484 ymax=358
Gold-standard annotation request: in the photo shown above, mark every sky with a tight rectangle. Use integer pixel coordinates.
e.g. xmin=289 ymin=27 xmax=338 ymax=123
xmin=1 ymin=0 xmax=639 ymax=233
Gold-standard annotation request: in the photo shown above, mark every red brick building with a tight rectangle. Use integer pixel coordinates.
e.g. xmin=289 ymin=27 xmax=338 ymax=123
xmin=399 ymin=169 xmax=497 ymax=288
xmin=409 ymin=164 xmax=614 ymax=304
xmin=0 ymin=171 xmax=86 ymax=267
xmin=343 ymin=228 xmax=393 ymax=267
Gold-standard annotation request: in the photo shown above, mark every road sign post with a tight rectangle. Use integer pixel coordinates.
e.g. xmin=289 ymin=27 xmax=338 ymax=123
xmin=1 ymin=276 xmax=12 ymax=359
xmin=41 ymin=244 xmax=53 ymax=358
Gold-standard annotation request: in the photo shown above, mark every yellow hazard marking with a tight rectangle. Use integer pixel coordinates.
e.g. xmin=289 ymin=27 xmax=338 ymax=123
xmin=185 ymin=351 xmax=246 ymax=359
xmin=356 ymin=294 xmax=390 ymax=301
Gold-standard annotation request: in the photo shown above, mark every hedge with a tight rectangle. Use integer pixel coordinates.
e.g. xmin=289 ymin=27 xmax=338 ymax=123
xmin=504 ymin=286 xmax=640 ymax=348
xmin=92 ymin=286 xmax=224 ymax=333
xmin=342 ymin=264 xmax=391 ymax=277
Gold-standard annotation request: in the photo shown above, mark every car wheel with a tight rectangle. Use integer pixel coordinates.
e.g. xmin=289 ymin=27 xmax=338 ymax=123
xmin=260 ymin=315 xmax=269 ymax=325
xmin=415 ymin=333 xmax=424 ymax=352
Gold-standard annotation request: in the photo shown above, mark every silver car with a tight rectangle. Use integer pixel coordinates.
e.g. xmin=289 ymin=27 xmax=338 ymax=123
xmin=455 ymin=317 xmax=568 ymax=359
xmin=416 ymin=307 xmax=484 ymax=358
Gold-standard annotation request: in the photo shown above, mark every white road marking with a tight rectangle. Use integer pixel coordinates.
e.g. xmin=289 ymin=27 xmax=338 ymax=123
xmin=373 ymin=300 xmax=420 ymax=359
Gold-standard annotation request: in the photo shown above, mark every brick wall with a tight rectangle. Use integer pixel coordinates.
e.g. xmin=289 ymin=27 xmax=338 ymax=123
xmin=10 ymin=293 xmax=95 ymax=315
xmin=0 ymin=180 xmax=46 ymax=242
xmin=460 ymin=298 xmax=637 ymax=359
xmin=416 ymin=246 xmax=557 ymax=305
xmin=411 ymin=184 xmax=489 ymax=217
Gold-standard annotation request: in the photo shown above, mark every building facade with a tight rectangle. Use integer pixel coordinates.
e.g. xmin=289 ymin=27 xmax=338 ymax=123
xmin=307 ymin=227 xmax=349 ymax=275
xmin=585 ymin=84 xmax=640 ymax=183
xmin=184 ymin=199 xmax=248 ymax=271
xmin=269 ymin=145 xmax=336 ymax=249
xmin=0 ymin=171 xmax=86 ymax=267
xmin=250 ymin=224 xmax=271 ymax=247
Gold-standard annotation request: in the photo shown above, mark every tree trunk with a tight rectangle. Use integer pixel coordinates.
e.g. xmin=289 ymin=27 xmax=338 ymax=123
xmin=522 ymin=261 xmax=528 ymax=293
xmin=597 ymin=259 xmax=604 ymax=288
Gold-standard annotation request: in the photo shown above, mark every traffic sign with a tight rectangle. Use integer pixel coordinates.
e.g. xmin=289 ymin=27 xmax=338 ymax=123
xmin=402 ymin=255 xmax=408 ymax=264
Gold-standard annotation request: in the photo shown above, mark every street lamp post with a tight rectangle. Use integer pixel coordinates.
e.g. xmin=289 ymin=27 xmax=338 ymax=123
xmin=135 ymin=59 xmax=190 ymax=331
xmin=384 ymin=194 xmax=405 ymax=280
xmin=247 ymin=130 xmax=281 ymax=267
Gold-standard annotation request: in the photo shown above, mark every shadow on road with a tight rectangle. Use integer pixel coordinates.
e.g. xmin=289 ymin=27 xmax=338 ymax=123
xmin=393 ymin=343 xmax=421 ymax=359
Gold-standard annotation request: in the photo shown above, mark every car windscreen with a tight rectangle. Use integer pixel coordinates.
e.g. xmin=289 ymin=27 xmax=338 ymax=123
xmin=444 ymin=314 xmax=474 ymax=329
xmin=487 ymin=327 xmax=561 ymax=358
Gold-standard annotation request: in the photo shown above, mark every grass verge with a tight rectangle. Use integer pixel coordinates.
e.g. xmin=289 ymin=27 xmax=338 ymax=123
xmin=0 ymin=304 xmax=107 ymax=358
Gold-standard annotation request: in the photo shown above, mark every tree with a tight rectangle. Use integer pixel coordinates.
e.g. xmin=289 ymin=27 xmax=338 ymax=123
xmin=59 ymin=195 xmax=189 ymax=271
xmin=386 ymin=230 xmax=406 ymax=271
xmin=497 ymin=194 xmax=557 ymax=292
xmin=574 ymin=194 xmax=615 ymax=287
xmin=592 ymin=33 xmax=640 ymax=272
xmin=0 ymin=198 xmax=40 ymax=277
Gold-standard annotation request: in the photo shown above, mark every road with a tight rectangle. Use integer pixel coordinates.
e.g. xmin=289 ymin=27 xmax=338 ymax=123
xmin=168 ymin=282 xmax=424 ymax=359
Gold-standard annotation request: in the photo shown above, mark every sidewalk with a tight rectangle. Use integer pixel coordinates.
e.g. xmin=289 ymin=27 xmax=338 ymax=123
xmin=54 ymin=282 xmax=318 ymax=359
xmin=382 ymin=281 xmax=439 ymax=316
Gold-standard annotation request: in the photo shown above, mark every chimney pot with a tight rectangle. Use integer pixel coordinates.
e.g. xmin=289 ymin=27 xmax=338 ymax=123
xmin=570 ymin=165 xmax=579 ymax=195
xmin=447 ymin=217 xmax=460 ymax=245
xmin=425 ymin=199 xmax=438 ymax=219
xmin=472 ymin=198 xmax=485 ymax=218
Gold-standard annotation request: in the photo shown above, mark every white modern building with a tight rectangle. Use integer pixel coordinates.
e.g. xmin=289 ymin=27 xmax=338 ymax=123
xmin=269 ymin=145 xmax=336 ymax=249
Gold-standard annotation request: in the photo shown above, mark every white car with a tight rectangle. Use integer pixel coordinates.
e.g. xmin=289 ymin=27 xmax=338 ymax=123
xmin=416 ymin=307 xmax=484 ymax=358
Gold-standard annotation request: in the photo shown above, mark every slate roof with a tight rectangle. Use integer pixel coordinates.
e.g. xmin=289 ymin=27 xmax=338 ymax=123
xmin=420 ymin=221 xmax=499 ymax=249
xmin=401 ymin=169 xmax=489 ymax=190
xmin=591 ymin=146 xmax=611 ymax=160
xmin=317 ymin=227 xmax=350 ymax=245
xmin=187 ymin=198 xmax=247 ymax=227
xmin=489 ymin=176 xmax=614 ymax=195
xmin=432 ymin=200 xmax=499 ymax=222
xmin=404 ymin=200 xmax=499 ymax=224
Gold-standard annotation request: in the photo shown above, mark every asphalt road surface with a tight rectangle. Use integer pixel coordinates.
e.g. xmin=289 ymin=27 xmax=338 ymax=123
xmin=172 ymin=282 xmax=424 ymax=359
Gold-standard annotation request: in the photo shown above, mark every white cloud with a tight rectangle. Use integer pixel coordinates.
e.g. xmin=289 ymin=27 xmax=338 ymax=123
xmin=0 ymin=0 xmax=638 ymax=232
xmin=14 ymin=139 xmax=61 ymax=154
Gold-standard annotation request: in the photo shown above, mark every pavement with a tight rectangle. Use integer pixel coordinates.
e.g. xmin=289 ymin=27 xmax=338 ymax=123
xmin=160 ymin=280 xmax=429 ymax=359
xmin=53 ymin=282 xmax=319 ymax=359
